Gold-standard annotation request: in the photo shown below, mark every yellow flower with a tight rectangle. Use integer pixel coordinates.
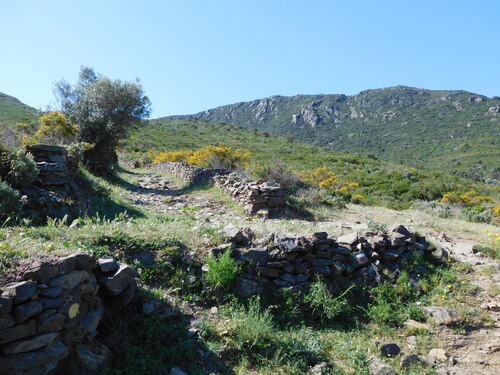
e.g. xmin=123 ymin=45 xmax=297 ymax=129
xmin=447 ymin=285 xmax=452 ymax=289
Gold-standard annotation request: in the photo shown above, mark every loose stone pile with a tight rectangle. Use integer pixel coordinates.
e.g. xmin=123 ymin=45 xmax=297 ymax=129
xmin=213 ymin=174 xmax=287 ymax=215
xmin=232 ymin=224 xmax=445 ymax=294
xmin=0 ymin=254 xmax=138 ymax=375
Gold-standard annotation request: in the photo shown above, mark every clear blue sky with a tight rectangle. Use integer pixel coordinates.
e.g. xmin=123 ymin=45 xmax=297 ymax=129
xmin=1 ymin=0 xmax=499 ymax=118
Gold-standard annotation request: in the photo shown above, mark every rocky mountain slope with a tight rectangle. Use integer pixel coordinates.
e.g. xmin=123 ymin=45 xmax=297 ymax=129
xmin=183 ymin=86 xmax=500 ymax=181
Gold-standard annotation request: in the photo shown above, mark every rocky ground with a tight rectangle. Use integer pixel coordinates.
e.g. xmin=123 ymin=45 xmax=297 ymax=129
xmin=124 ymin=171 xmax=500 ymax=375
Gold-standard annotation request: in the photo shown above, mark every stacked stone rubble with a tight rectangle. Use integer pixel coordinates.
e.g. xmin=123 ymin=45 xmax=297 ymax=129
xmin=0 ymin=254 xmax=138 ymax=375
xmin=237 ymin=224 xmax=440 ymax=292
xmin=22 ymin=144 xmax=88 ymax=220
xmin=25 ymin=145 xmax=77 ymax=187
xmin=213 ymin=174 xmax=286 ymax=215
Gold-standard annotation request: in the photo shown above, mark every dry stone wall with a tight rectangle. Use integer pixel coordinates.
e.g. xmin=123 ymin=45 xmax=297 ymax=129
xmin=148 ymin=161 xmax=230 ymax=185
xmin=212 ymin=174 xmax=286 ymax=215
xmin=143 ymin=161 xmax=287 ymax=216
xmin=23 ymin=144 xmax=88 ymax=220
xmin=0 ymin=254 xmax=138 ymax=375
xmin=229 ymin=224 xmax=444 ymax=296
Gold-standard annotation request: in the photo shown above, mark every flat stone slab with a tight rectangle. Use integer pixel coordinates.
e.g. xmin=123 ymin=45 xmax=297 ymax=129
xmin=0 ymin=320 xmax=36 ymax=345
xmin=1 ymin=282 xmax=37 ymax=304
xmin=0 ymin=340 xmax=68 ymax=372
xmin=12 ymin=301 xmax=43 ymax=323
xmin=100 ymin=265 xmax=138 ymax=295
xmin=49 ymin=270 xmax=89 ymax=290
xmin=97 ymin=258 xmax=119 ymax=273
xmin=2 ymin=332 xmax=58 ymax=355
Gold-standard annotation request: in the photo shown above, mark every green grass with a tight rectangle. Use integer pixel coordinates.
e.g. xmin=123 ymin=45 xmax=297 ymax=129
xmin=0 ymin=92 xmax=38 ymax=127
xmin=205 ymin=248 xmax=241 ymax=290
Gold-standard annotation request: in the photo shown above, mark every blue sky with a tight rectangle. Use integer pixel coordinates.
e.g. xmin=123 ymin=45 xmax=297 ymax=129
xmin=1 ymin=0 xmax=499 ymax=117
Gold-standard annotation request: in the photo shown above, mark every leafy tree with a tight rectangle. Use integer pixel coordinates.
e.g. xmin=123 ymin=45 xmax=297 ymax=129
xmin=55 ymin=67 xmax=151 ymax=175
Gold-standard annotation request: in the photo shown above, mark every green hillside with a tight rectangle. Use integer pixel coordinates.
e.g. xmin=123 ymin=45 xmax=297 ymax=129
xmin=0 ymin=92 xmax=38 ymax=126
xmin=182 ymin=86 xmax=500 ymax=182
xmin=124 ymin=118 xmax=499 ymax=213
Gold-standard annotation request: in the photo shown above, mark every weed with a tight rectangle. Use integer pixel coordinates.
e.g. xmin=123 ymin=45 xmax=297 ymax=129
xmin=205 ymin=248 xmax=240 ymax=290
xmin=305 ymin=279 xmax=352 ymax=320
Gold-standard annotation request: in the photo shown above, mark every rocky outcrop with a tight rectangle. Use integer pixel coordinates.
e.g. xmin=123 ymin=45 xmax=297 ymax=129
xmin=233 ymin=224 xmax=439 ymax=293
xmin=0 ymin=254 xmax=138 ymax=375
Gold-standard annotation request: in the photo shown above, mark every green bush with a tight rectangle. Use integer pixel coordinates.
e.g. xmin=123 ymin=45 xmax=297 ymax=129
xmin=305 ymin=279 xmax=352 ymax=320
xmin=0 ymin=143 xmax=38 ymax=188
xmin=463 ymin=206 xmax=492 ymax=223
xmin=0 ymin=180 xmax=21 ymax=221
xmin=205 ymin=248 xmax=240 ymax=290
xmin=226 ymin=296 xmax=275 ymax=349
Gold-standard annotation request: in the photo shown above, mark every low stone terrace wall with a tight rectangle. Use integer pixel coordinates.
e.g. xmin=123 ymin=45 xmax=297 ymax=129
xmin=0 ymin=255 xmax=138 ymax=375
xmin=226 ymin=224 xmax=445 ymax=296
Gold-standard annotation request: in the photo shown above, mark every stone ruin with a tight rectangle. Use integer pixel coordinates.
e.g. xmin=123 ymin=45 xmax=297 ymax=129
xmin=148 ymin=161 xmax=230 ymax=185
xmin=22 ymin=144 xmax=88 ymax=220
xmin=219 ymin=224 xmax=447 ymax=297
xmin=138 ymin=161 xmax=287 ymax=216
xmin=0 ymin=255 xmax=138 ymax=375
xmin=212 ymin=173 xmax=287 ymax=215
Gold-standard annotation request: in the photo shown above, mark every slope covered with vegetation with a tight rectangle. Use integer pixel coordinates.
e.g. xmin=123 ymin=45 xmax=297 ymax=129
xmin=0 ymin=92 xmax=38 ymax=126
xmin=182 ymin=86 xmax=500 ymax=182
xmin=124 ymin=118 xmax=499 ymax=219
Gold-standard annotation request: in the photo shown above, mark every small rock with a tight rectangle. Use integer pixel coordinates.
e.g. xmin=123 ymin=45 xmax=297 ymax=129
xmin=0 ymin=340 xmax=68 ymax=372
xmin=367 ymin=355 xmax=396 ymax=375
xmin=420 ymin=355 xmax=435 ymax=366
xmin=23 ymin=262 xmax=57 ymax=283
xmin=337 ymin=232 xmax=359 ymax=246
xmin=100 ymin=265 xmax=138 ymax=295
xmin=0 ymin=320 xmax=36 ymax=345
xmin=379 ymin=342 xmax=401 ymax=357
xmin=170 ymin=367 xmax=189 ymax=375
xmin=388 ymin=224 xmax=412 ymax=238
xmin=406 ymin=336 xmax=417 ymax=345
xmin=313 ymin=232 xmax=328 ymax=240
xmin=97 ymin=258 xmax=119 ymax=273
xmin=142 ymin=300 xmax=161 ymax=315
xmin=400 ymin=354 xmax=420 ymax=367
xmin=428 ymin=348 xmax=447 ymax=361
xmin=423 ymin=306 xmax=459 ymax=326
xmin=404 ymin=319 xmax=430 ymax=331
xmin=308 ymin=361 xmax=328 ymax=375
xmin=234 ymin=278 xmax=261 ymax=298
xmin=256 ymin=266 xmax=282 ymax=278
xmin=0 ymin=313 xmax=15 ymax=329
xmin=0 ymin=296 xmax=12 ymax=313
xmin=12 ymin=301 xmax=43 ymax=323
xmin=1 ymin=282 xmax=37 ymax=304
xmin=49 ymin=270 xmax=89 ymax=290
xmin=75 ymin=341 xmax=112 ymax=373
xmin=1 ymin=332 xmax=58 ymax=354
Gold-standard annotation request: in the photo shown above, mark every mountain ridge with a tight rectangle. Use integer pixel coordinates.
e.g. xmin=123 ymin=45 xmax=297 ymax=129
xmin=179 ymin=86 xmax=500 ymax=181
